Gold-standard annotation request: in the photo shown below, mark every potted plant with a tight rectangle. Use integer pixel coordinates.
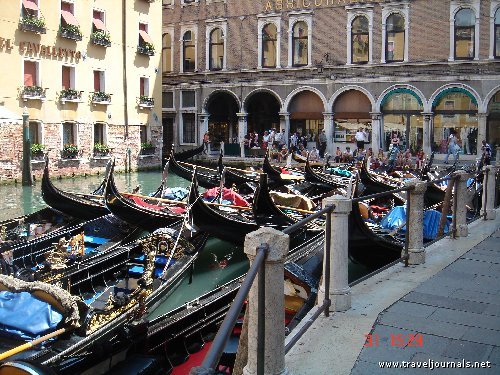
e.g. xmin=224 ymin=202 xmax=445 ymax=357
xmin=30 ymin=143 xmax=46 ymax=160
xmin=137 ymin=42 xmax=155 ymax=56
xmin=91 ymin=91 xmax=112 ymax=103
xmin=60 ymin=89 xmax=82 ymax=101
xmin=140 ymin=142 xmax=155 ymax=155
xmin=22 ymin=86 xmax=45 ymax=98
xmin=139 ymin=95 xmax=154 ymax=107
xmin=19 ymin=15 xmax=46 ymax=34
xmin=59 ymin=24 xmax=82 ymax=41
xmin=91 ymin=30 xmax=111 ymax=47
xmin=62 ymin=144 xmax=79 ymax=159
xmin=93 ymin=143 xmax=110 ymax=157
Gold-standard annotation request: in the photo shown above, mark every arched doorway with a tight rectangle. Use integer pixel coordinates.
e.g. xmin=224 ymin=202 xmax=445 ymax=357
xmin=288 ymin=91 xmax=325 ymax=144
xmin=487 ymin=90 xmax=500 ymax=151
xmin=432 ymin=89 xmax=478 ymax=155
xmin=381 ymin=89 xmax=423 ymax=153
xmin=246 ymin=91 xmax=280 ymax=136
xmin=333 ymin=90 xmax=372 ymax=146
xmin=206 ymin=92 xmax=239 ymax=151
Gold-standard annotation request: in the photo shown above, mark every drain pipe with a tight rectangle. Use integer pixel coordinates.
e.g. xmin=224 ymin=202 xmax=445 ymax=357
xmin=122 ymin=0 xmax=129 ymax=140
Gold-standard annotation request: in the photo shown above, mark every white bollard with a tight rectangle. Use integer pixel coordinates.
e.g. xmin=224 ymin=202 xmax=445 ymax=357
xmin=405 ymin=180 xmax=427 ymax=264
xmin=243 ymin=227 xmax=289 ymax=375
xmin=482 ymin=166 xmax=497 ymax=220
xmin=318 ymin=195 xmax=351 ymax=312
xmin=453 ymin=171 xmax=469 ymax=237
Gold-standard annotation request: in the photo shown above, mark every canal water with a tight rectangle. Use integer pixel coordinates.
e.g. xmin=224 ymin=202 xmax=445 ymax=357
xmin=0 ymin=170 xmax=370 ymax=319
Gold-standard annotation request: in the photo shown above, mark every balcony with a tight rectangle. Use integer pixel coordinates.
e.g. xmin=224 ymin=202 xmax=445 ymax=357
xmin=19 ymin=15 xmax=46 ymax=34
xmin=59 ymin=24 xmax=82 ymax=41
xmin=21 ymin=86 xmax=46 ymax=101
xmin=137 ymin=43 xmax=155 ymax=56
xmin=91 ymin=31 xmax=111 ymax=47
xmin=60 ymin=89 xmax=83 ymax=104
xmin=91 ymin=91 xmax=112 ymax=106
xmin=138 ymin=96 xmax=154 ymax=109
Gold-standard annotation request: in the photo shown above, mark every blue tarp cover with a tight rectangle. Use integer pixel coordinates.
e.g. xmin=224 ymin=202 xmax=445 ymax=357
xmin=162 ymin=187 xmax=188 ymax=201
xmin=380 ymin=206 xmax=449 ymax=240
xmin=0 ymin=291 xmax=63 ymax=340
xmin=327 ymin=168 xmax=352 ymax=177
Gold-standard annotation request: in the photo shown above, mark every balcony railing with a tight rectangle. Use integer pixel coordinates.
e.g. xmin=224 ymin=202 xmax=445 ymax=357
xmin=19 ymin=15 xmax=46 ymax=34
xmin=21 ymin=86 xmax=46 ymax=101
xmin=60 ymin=89 xmax=83 ymax=104
xmin=59 ymin=25 xmax=83 ymax=41
xmin=138 ymin=96 xmax=154 ymax=108
xmin=91 ymin=31 xmax=111 ymax=47
xmin=137 ymin=43 xmax=155 ymax=56
xmin=91 ymin=91 xmax=112 ymax=105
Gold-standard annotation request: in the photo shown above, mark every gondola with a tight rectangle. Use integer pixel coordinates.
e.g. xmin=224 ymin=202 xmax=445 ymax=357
xmin=168 ymin=149 xmax=220 ymax=189
xmin=173 ymin=143 xmax=205 ymax=162
xmin=104 ymin=160 xmax=184 ymax=231
xmin=262 ymin=152 xmax=305 ymax=186
xmin=304 ymin=155 xmax=350 ymax=190
xmin=359 ymin=157 xmax=402 ymax=195
xmin=0 ymin=228 xmax=209 ymax=370
xmin=41 ymin=157 xmax=109 ymax=220
xmin=188 ymin=172 xmax=259 ymax=244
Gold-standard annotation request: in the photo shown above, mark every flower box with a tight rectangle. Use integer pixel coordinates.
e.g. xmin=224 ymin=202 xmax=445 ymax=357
xmin=30 ymin=144 xmax=46 ymax=161
xmin=61 ymin=144 xmax=80 ymax=159
xmin=22 ymin=86 xmax=46 ymax=101
xmin=91 ymin=92 xmax=112 ymax=105
xmin=91 ymin=31 xmax=111 ymax=47
xmin=140 ymin=143 xmax=156 ymax=155
xmin=19 ymin=16 xmax=46 ymax=34
xmin=60 ymin=25 xmax=82 ymax=41
xmin=60 ymin=89 xmax=83 ymax=103
xmin=139 ymin=96 xmax=154 ymax=108
xmin=137 ymin=43 xmax=155 ymax=56
xmin=93 ymin=143 xmax=110 ymax=157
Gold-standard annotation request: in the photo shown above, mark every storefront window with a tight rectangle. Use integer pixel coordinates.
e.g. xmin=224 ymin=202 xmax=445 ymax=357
xmin=454 ymin=8 xmax=475 ymax=60
xmin=432 ymin=91 xmax=478 ymax=155
xmin=487 ymin=91 xmax=500 ymax=149
xmin=352 ymin=16 xmax=369 ymax=64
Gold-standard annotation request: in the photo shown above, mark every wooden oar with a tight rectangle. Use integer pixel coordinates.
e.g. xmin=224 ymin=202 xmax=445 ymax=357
xmin=0 ymin=328 xmax=67 ymax=361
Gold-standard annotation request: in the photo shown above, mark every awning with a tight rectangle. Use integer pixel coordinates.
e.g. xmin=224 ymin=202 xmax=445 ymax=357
xmin=22 ymin=0 xmax=39 ymax=11
xmin=139 ymin=30 xmax=153 ymax=44
xmin=290 ymin=112 xmax=324 ymax=120
xmin=93 ymin=18 xmax=106 ymax=31
xmin=61 ymin=10 xmax=79 ymax=26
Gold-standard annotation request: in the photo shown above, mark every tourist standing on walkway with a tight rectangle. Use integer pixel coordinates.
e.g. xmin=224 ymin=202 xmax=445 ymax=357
xmin=319 ymin=130 xmax=327 ymax=158
xmin=275 ymin=129 xmax=285 ymax=148
xmin=355 ymin=127 xmax=365 ymax=150
xmin=203 ymin=132 xmax=210 ymax=154
xmin=444 ymin=130 xmax=459 ymax=164
xmin=290 ymin=132 xmax=298 ymax=151
xmin=309 ymin=147 xmax=320 ymax=161
xmin=481 ymin=139 xmax=492 ymax=165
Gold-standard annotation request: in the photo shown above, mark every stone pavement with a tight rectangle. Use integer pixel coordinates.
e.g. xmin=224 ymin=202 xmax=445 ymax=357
xmin=285 ymin=213 xmax=500 ymax=375
xmin=351 ymin=230 xmax=500 ymax=374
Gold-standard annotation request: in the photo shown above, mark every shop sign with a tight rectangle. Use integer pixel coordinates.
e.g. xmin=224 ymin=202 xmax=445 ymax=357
xmin=0 ymin=37 xmax=81 ymax=61
xmin=264 ymin=0 xmax=381 ymax=12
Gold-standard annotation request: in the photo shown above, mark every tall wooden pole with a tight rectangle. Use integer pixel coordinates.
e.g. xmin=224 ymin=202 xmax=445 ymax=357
xmin=22 ymin=107 xmax=33 ymax=186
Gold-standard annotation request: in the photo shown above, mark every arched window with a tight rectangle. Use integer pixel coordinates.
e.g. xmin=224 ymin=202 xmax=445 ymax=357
xmin=292 ymin=21 xmax=308 ymax=67
xmin=209 ymin=28 xmax=224 ymax=71
xmin=262 ymin=23 xmax=277 ymax=68
xmin=495 ymin=8 xmax=500 ymax=58
xmin=352 ymin=16 xmax=369 ymax=64
xmin=162 ymin=33 xmax=172 ymax=72
xmin=183 ymin=31 xmax=195 ymax=72
xmin=454 ymin=8 xmax=475 ymax=60
xmin=386 ymin=13 xmax=405 ymax=62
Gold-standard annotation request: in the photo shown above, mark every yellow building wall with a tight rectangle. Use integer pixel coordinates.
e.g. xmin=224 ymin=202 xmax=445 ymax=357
xmin=0 ymin=0 xmax=162 ymax=181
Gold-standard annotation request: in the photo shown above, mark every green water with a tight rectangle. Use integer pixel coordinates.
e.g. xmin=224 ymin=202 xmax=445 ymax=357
xmin=0 ymin=171 xmax=369 ymax=319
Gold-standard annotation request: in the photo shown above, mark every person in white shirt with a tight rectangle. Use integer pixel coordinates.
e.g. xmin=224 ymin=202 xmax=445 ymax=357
xmin=444 ymin=131 xmax=458 ymax=164
xmin=290 ymin=132 xmax=298 ymax=149
xmin=355 ymin=127 xmax=365 ymax=150
xmin=309 ymin=147 xmax=320 ymax=161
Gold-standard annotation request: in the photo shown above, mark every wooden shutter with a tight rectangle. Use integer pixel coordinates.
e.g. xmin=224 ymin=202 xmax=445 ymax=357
xmin=93 ymin=71 xmax=101 ymax=92
xmin=140 ymin=77 xmax=145 ymax=96
xmin=24 ymin=61 xmax=36 ymax=86
xmin=62 ymin=66 xmax=71 ymax=89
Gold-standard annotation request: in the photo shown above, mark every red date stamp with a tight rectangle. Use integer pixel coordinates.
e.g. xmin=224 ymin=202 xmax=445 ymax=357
xmin=364 ymin=333 xmax=424 ymax=347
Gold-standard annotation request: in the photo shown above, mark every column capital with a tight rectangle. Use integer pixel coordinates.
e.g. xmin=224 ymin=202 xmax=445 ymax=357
xmin=244 ymin=227 xmax=289 ymax=262
xmin=279 ymin=111 xmax=290 ymax=118
xmin=477 ymin=112 xmax=488 ymax=119
xmin=323 ymin=195 xmax=352 ymax=215
xmin=236 ymin=112 xmax=248 ymax=119
xmin=421 ymin=111 xmax=434 ymax=118
xmin=323 ymin=111 xmax=334 ymax=120
xmin=198 ymin=112 xmax=210 ymax=119
xmin=404 ymin=180 xmax=427 ymax=194
xmin=369 ymin=111 xmax=382 ymax=120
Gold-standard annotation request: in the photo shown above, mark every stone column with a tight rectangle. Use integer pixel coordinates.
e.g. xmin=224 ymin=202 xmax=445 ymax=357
xmin=323 ymin=112 xmax=334 ymax=156
xmin=370 ymin=112 xmax=382 ymax=155
xmin=243 ymin=227 xmax=289 ymax=375
xmin=404 ymin=180 xmax=427 ymax=264
xmin=318 ymin=196 xmax=352 ymax=312
xmin=237 ymin=112 xmax=248 ymax=158
xmin=482 ymin=166 xmax=497 ymax=220
xmin=198 ymin=112 xmax=210 ymax=146
xmin=453 ymin=171 xmax=469 ymax=237
xmin=279 ymin=112 xmax=290 ymax=147
xmin=477 ymin=113 xmax=487 ymax=157
xmin=422 ymin=112 xmax=433 ymax=156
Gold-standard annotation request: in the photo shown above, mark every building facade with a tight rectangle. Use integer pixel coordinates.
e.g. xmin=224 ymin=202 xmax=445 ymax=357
xmin=162 ymin=0 xmax=500 ymax=159
xmin=0 ymin=0 xmax=162 ymax=182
